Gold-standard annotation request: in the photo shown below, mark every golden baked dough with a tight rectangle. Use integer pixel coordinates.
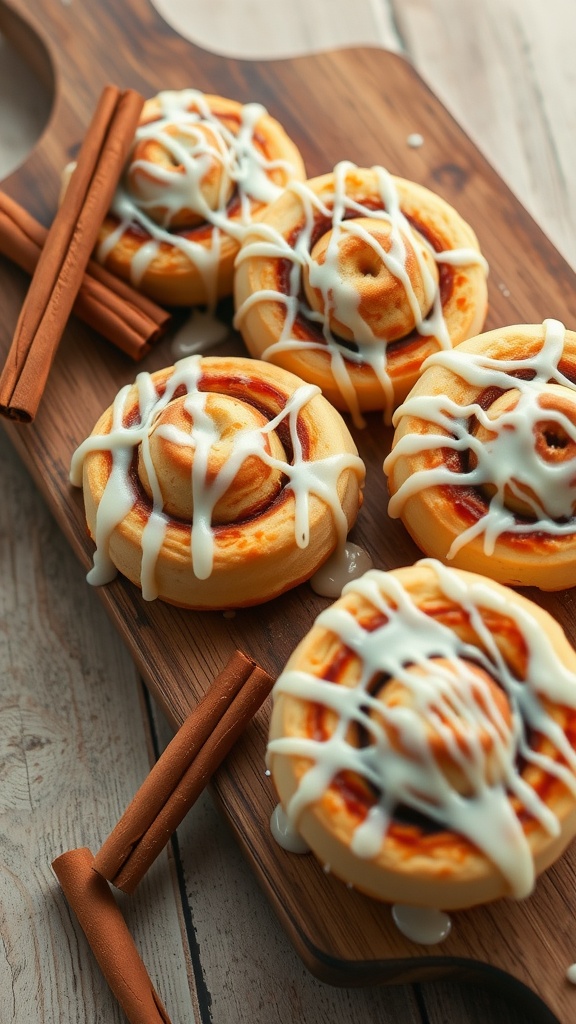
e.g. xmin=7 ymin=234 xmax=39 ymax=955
xmin=268 ymin=560 xmax=576 ymax=909
xmin=386 ymin=319 xmax=576 ymax=590
xmin=94 ymin=90 xmax=306 ymax=307
xmin=70 ymin=355 xmax=365 ymax=609
xmin=234 ymin=163 xmax=488 ymax=426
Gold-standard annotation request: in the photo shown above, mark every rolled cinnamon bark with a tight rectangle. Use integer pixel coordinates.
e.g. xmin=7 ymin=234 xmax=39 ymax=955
xmin=0 ymin=192 xmax=171 ymax=359
xmin=0 ymin=85 xmax=144 ymax=421
xmin=52 ymin=847 xmax=172 ymax=1024
xmin=94 ymin=651 xmax=274 ymax=892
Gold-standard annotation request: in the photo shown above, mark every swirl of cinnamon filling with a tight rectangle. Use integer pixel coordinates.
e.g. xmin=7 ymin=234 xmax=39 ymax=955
xmin=385 ymin=319 xmax=576 ymax=590
xmin=234 ymin=162 xmax=488 ymax=427
xmin=267 ymin=560 xmax=576 ymax=909
xmin=70 ymin=356 xmax=365 ymax=609
xmin=93 ymin=90 xmax=306 ymax=308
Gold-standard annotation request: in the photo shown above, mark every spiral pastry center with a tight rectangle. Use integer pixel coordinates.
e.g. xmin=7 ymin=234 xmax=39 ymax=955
xmin=303 ymin=217 xmax=438 ymax=344
xmin=127 ymin=121 xmax=234 ymax=229
xmin=372 ymin=657 xmax=513 ymax=795
xmin=72 ymin=354 xmax=364 ymax=607
xmin=94 ymin=90 xmax=306 ymax=310
xmin=138 ymin=393 xmax=286 ymax=524
xmin=470 ymin=381 xmax=576 ymax=520
xmin=531 ymin=386 xmax=576 ymax=462
xmin=386 ymin=320 xmax=576 ymax=587
xmin=269 ymin=561 xmax=576 ymax=903
xmin=234 ymin=162 xmax=488 ymax=426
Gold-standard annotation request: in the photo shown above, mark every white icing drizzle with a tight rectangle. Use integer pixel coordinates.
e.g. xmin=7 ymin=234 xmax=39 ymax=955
xmin=70 ymin=355 xmax=364 ymax=600
xmin=270 ymin=804 xmax=310 ymax=854
xmin=97 ymin=90 xmax=297 ymax=311
xmin=268 ymin=559 xmax=576 ymax=899
xmin=309 ymin=542 xmax=374 ymax=598
xmin=392 ymin=905 xmax=452 ymax=945
xmin=386 ymin=318 xmax=576 ymax=556
xmin=234 ymin=160 xmax=488 ymax=427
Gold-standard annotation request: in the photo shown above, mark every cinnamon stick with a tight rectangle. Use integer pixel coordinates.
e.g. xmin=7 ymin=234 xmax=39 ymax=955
xmin=0 ymin=85 xmax=144 ymax=422
xmin=0 ymin=192 xmax=170 ymax=360
xmin=52 ymin=847 xmax=172 ymax=1024
xmin=94 ymin=651 xmax=274 ymax=893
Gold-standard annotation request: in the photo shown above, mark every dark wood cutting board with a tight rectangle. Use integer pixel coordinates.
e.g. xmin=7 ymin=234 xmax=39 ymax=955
xmin=2 ymin=1 xmax=576 ymax=1020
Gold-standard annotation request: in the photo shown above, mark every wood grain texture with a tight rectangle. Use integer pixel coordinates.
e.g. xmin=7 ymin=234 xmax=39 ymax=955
xmin=0 ymin=442 xmax=200 ymax=1023
xmin=1 ymin=0 xmax=575 ymax=1022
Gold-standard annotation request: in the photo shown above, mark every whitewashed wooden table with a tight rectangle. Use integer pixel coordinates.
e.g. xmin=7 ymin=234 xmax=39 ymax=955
xmin=1 ymin=1 xmax=575 ymax=1021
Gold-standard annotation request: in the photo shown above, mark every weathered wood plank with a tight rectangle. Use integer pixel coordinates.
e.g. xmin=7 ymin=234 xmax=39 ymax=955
xmin=0 ymin=438 xmax=200 ymax=1021
xmin=391 ymin=0 xmax=576 ymax=270
xmin=1 ymin=0 xmax=574 ymax=1022
xmin=151 ymin=710 xmax=425 ymax=1024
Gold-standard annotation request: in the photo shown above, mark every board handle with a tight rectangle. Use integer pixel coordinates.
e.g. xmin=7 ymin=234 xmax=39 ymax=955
xmin=312 ymin=954 xmax=561 ymax=1023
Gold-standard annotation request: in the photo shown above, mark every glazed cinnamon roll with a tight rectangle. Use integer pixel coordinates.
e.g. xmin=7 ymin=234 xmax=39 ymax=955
xmin=234 ymin=162 xmax=488 ymax=426
xmin=385 ymin=319 xmax=576 ymax=590
xmin=70 ymin=356 xmax=365 ymax=609
xmin=267 ymin=560 xmax=576 ymax=909
xmin=92 ymin=90 xmax=306 ymax=307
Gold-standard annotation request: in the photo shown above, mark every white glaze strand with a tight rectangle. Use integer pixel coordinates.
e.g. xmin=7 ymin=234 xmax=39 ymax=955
xmin=97 ymin=90 xmax=298 ymax=311
xmin=386 ymin=319 xmax=576 ymax=556
xmin=268 ymin=559 xmax=576 ymax=900
xmin=235 ymin=160 xmax=488 ymax=426
xmin=70 ymin=355 xmax=364 ymax=600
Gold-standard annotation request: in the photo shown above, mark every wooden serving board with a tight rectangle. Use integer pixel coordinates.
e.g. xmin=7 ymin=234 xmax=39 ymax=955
xmin=2 ymin=1 xmax=576 ymax=1020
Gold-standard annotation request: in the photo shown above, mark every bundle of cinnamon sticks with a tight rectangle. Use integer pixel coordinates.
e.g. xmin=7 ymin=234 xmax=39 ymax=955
xmin=52 ymin=651 xmax=275 ymax=1024
xmin=0 ymin=193 xmax=170 ymax=361
xmin=0 ymin=84 xmax=171 ymax=423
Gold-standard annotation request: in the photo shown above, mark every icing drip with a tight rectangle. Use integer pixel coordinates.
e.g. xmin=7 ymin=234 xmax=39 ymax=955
xmin=386 ymin=319 xmax=576 ymax=556
xmin=97 ymin=90 xmax=297 ymax=310
xmin=170 ymin=309 xmax=229 ymax=358
xmin=391 ymin=905 xmax=452 ymax=945
xmin=309 ymin=542 xmax=374 ymax=598
xmin=234 ymin=160 xmax=488 ymax=427
xmin=270 ymin=804 xmax=310 ymax=854
xmin=70 ymin=355 xmax=364 ymax=601
xmin=268 ymin=559 xmax=576 ymax=899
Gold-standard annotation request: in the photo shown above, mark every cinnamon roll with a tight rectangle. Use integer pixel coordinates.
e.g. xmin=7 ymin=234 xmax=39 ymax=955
xmin=385 ymin=319 xmax=576 ymax=590
xmin=234 ymin=162 xmax=488 ymax=426
xmin=70 ymin=356 xmax=365 ymax=609
xmin=267 ymin=560 xmax=576 ymax=909
xmin=92 ymin=90 xmax=306 ymax=307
